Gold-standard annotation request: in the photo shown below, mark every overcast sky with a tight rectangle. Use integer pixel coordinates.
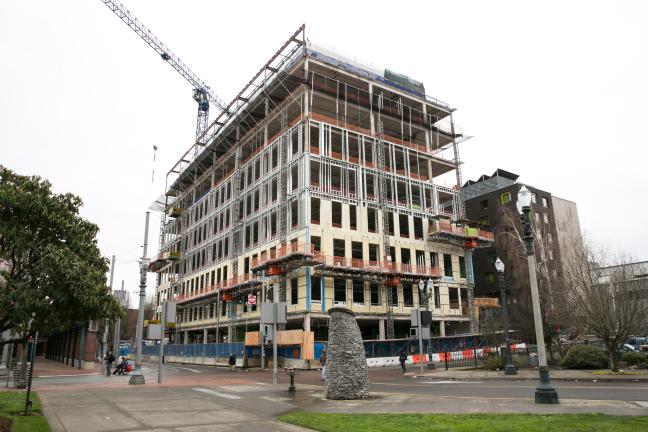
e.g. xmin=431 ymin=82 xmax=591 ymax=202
xmin=1 ymin=1 xmax=646 ymax=305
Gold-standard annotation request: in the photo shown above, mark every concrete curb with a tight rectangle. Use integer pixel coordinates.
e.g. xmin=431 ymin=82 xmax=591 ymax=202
xmin=412 ymin=374 xmax=648 ymax=383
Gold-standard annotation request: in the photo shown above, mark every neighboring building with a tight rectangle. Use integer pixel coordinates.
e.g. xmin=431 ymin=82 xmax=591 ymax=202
xmin=594 ymin=261 xmax=648 ymax=334
xmin=463 ymin=169 xmax=581 ymax=298
xmin=150 ymin=31 xmax=492 ymax=344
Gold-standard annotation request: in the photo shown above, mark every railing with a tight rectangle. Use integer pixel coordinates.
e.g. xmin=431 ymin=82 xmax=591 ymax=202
xmin=250 ymin=243 xmax=314 ymax=269
xmin=175 ymin=274 xmax=260 ymax=303
xmin=313 ymin=254 xmax=440 ymax=277
xmin=428 ymin=221 xmax=494 ymax=242
xmin=142 ymin=343 xmax=244 ymax=358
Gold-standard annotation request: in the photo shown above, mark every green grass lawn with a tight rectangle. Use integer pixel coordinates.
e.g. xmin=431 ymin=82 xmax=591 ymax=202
xmin=279 ymin=412 xmax=648 ymax=432
xmin=0 ymin=391 xmax=51 ymax=432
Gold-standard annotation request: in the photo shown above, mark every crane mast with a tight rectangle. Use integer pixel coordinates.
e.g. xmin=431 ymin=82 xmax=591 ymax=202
xmin=100 ymin=0 xmax=229 ymax=144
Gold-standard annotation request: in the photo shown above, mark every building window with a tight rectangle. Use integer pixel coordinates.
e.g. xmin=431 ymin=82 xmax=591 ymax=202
xmin=459 ymin=256 xmax=467 ymax=279
xmin=430 ymin=252 xmax=439 ymax=268
xmin=311 ymin=198 xmax=320 ymax=224
xmin=531 ymin=193 xmax=537 ymax=204
xmin=399 ymin=214 xmax=409 ymax=238
xmin=413 ymin=217 xmax=423 ymax=239
xmin=443 ymin=254 xmax=453 ymax=277
xmin=485 ymin=272 xmax=496 ymax=284
xmin=543 ymin=213 xmax=549 ymax=224
xmin=535 ymin=212 xmax=541 ymax=223
xmin=542 ymin=197 xmax=549 ymax=207
xmin=480 ymin=199 xmax=489 ymax=211
xmin=333 ymin=239 xmax=346 ymax=257
xmin=312 ymin=235 xmax=321 ymax=252
xmin=351 ymin=241 xmax=363 ymax=260
xmin=500 ymin=191 xmax=512 ymax=204
xmin=349 ymin=205 xmax=357 ymax=230
xmin=311 ymin=276 xmax=321 ymax=302
xmin=401 ymin=248 xmax=411 ymax=265
xmin=548 ymin=249 xmax=554 ymax=261
xmin=369 ymin=243 xmax=379 ymax=262
xmin=389 ymin=286 xmax=398 ymax=306
xmin=370 ymin=283 xmax=381 ymax=305
xmin=332 ymin=201 xmax=342 ymax=227
xmin=367 ymin=208 xmax=377 ymax=232
xmin=334 ymin=278 xmax=346 ymax=304
xmin=433 ymin=284 xmax=441 ymax=309
xmin=352 ymin=280 xmax=364 ymax=304
xmin=291 ymin=278 xmax=298 ymax=305
xmin=403 ymin=283 xmax=414 ymax=307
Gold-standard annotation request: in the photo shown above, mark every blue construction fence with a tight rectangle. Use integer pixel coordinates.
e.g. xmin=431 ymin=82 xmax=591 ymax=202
xmin=139 ymin=335 xmax=484 ymax=361
xmin=142 ymin=343 xmax=244 ymax=358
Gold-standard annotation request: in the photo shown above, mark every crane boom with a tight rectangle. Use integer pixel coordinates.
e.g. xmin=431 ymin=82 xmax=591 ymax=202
xmin=100 ymin=0 xmax=229 ymax=142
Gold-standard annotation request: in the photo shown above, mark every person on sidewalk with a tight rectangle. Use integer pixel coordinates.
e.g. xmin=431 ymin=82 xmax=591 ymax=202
xmin=228 ymin=353 xmax=236 ymax=372
xmin=399 ymin=351 xmax=407 ymax=374
xmin=320 ymin=349 xmax=327 ymax=381
xmin=105 ymin=350 xmax=115 ymax=377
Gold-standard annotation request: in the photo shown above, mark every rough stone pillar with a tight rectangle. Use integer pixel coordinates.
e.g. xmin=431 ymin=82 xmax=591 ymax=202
xmin=325 ymin=307 xmax=369 ymax=400
xmin=378 ymin=319 xmax=385 ymax=341
xmin=203 ymin=328 xmax=208 ymax=344
xmin=303 ymin=313 xmax=311 ymax=332
xmin=439 ymin=320 xmax=446 ymax=337
xmin=183 ymin=331 xmax=189 ymax=345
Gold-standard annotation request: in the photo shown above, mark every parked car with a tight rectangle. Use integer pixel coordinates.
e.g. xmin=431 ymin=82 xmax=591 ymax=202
xmin=627 ymin=337 xmax=647 ymax=351
xmin=620 ymin=343 xmax=638 ymax=353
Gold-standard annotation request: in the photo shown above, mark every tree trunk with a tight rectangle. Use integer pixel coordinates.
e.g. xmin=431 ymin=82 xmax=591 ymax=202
xmin=608 ymin=347 xmax=617 ymax=372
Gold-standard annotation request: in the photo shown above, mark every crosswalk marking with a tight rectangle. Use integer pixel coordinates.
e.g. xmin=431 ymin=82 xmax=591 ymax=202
xmin=193 ymin=387 xmax=241 ymax=399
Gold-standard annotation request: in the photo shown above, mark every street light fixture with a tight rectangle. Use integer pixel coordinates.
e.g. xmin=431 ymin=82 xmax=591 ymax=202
xmin=517 ymin=186 xmax=559 ymax=404
xmin=494 ymin=258 xmax=517 ymax=375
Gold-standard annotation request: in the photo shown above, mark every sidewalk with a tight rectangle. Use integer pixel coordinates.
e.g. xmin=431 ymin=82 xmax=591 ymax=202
xmin=37 ymin=381 xmax=648 ymax=432
xmin=413 ymin=367 xmax=648 ymax=382
xmin=31 ymin=358 xmax=101 ymax=378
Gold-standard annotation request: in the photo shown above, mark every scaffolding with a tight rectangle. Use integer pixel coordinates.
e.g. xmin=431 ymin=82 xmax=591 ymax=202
xmin=150 ymin=26 xmax=492 ymax=343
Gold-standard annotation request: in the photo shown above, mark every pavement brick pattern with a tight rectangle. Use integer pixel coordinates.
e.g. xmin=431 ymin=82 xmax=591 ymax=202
xmin=324 ymin=307 xmax=369 ymax=400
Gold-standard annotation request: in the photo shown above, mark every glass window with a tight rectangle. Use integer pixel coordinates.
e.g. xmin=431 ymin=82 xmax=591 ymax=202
xmin=480 ymin=199 xmax=489 ymax=210
xmin=459 ymin=256 xmax=466 ymax=279
xmin=500 ymin=191 xmax=511 ymax=204
xmin=349 ymin=205 xmax=357 ymax=230
xmin=291 ymin=278 xmax=298 ymax=305
xmin=352 ymin=280 xmax=364 ymax=304
xmin=542 ymin=197 xmax=549 ymax=207
xmin=443 ymin=254 xmax=453 ymax=277
xmin=334 ymin=278 xmax=347 ymax=303
xmin=403 ymin=283 xmax=414 ymax=307
xmin=311 ymin=276 xmax=321 ymax=301
xmin=370 ymin=284 xmax=381 ymax=305
xmin=311 ymin=198 xmax=320 ymax=224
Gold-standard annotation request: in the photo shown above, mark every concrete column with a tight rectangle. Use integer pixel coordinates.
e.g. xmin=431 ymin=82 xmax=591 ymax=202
xmin=203 ymin=328 xmax=208 ymax=344
xmin=0 ymin=343 xmax=8 ymax=369
xmin=439 ymin=320 xmax=446 ymax=337
xmin=303 ymin=313 xmax=311 ymax=333
xmin=378 ymin=319 xmax=385 ymax=341
xmin=183 ymin=331 xmax=189 ymax=345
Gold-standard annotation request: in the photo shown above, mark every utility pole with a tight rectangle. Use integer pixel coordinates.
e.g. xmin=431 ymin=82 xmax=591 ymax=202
xmin=113 ymin=280 xmax=124 ymax=354
xmin=157 ymin=301 xmax=166 ymax=384
xmin=104 ymin=255 xmax=115 ymax=358
xmin=260 ymin=270 xmax=265 ymax=371
xmin=129 ymin=212 xmax=150 ymax=385
xmin=272 ymin=281 xmax=278 ymax=385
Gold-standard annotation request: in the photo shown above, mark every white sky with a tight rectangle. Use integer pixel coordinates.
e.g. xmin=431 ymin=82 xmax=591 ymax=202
xmin=2 ymin=1 xmax=646 ymax=306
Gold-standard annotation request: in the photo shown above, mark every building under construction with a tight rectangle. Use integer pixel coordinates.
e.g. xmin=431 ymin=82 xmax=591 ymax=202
xmin=150 ymin=27 xmax=493 ymax=344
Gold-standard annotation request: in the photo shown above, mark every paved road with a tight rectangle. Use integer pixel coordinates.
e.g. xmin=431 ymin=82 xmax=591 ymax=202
xmin=33 ymin=362 xmax=648 ymax=402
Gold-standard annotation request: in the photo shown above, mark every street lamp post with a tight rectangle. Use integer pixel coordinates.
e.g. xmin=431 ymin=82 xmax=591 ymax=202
xmin=417 ymin=279 xmax=435 ymax=370
xmin=494 ymin=258 xmax=517 ymax=375
xmin=129 ymin=211 xmax=150 ymax=385
xmin=517 ymin=186 xmax=559 ymax=404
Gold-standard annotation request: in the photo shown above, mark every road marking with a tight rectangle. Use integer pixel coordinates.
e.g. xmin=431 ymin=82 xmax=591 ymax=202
xmin=36 ymin=373 xmax=101 ymax=378
xmin=423 ymin=381 xmax=483 ymax=384
xmin=169 ymin=366 xmax=202 ymax=373
xmin=633 ymin=401 xmax=648 ymax=408
xmin=219 ymin=385 xmax=267 ymax=393
xmin=193 ymin=387 xmax=241 ymax=399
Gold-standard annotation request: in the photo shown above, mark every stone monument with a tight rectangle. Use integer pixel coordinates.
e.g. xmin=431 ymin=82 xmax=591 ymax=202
xmin=324 ymin=306 xmax=369 ymax=400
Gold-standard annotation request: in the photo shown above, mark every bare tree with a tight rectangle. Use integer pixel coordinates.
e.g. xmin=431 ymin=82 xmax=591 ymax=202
xmin=563 ymin=240 xmax=647 ymax=371
xmin=496 ymin=204 xmax=575 ymax=360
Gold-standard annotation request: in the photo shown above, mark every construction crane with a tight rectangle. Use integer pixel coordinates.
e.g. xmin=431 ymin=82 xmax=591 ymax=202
xmin=99 ymin=0 xmax=229 ymax=145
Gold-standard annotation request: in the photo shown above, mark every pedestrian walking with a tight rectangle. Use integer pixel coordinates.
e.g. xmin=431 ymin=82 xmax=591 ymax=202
xmin=105 ymin=350 xmax=115 ymax=377
xmin=399 ymin=351 xmax=407 ymax=374
xmin=228 ymin=352 xmax=236 ymax=372
xmin=320 ymin=349 xmax=327 ymax=381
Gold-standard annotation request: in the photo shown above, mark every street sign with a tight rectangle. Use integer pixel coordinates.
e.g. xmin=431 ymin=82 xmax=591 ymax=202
xmin=261 ymin=302 xmax=287 ymax=324
xmin=247 ymin=294 xmax=256 ymax=305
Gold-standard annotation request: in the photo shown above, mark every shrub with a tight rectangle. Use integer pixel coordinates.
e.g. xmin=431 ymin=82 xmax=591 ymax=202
xmin=621 ymin=352 xmax=647 ymax=366
xmin=483 ymin=356 xmax=501 ymax=371
xmin=560 ymin=345 xmax=609 ymax=369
